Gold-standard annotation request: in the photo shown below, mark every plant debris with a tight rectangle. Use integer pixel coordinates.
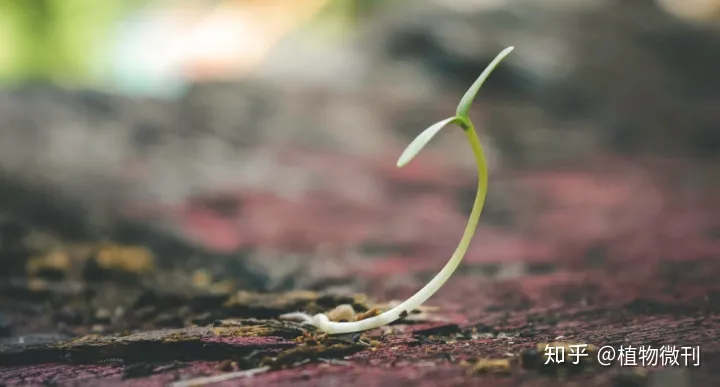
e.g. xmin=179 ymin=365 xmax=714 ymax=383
xmin=468 ymin=358 xmax=512 ymax=375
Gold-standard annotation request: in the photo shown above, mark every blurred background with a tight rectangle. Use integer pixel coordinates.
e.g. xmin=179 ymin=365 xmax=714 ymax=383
xmin=0 ymin=0 xmax=719 ymax=333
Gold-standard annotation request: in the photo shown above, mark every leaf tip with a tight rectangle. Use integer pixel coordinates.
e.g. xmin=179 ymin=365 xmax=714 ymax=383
xmin=396 ymin=152 xmax=412 ymax=168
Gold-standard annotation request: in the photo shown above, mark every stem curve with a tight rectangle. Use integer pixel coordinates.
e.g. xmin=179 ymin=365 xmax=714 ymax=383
xmin=311 ymin=121 xmax=488 ymax=334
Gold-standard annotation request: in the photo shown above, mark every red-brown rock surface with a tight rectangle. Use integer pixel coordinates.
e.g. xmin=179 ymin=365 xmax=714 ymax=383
xmin=1 ymin=150 xmax=718 ymax=386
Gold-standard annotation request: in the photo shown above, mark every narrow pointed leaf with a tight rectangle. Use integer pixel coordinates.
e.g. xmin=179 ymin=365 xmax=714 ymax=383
xmin=397 ymin=117 xmax=457 ymax=168
xmin=455 ymin=46 xmax=514 ymax=118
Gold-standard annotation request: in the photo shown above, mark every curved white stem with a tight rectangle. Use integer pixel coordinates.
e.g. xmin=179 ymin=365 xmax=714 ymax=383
xmin=307 ymin=123 xmax=488 ymax=334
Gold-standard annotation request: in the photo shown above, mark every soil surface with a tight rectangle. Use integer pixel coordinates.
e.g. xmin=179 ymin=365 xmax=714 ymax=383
xmin=1 ymin=152 xmax=719 ymax=386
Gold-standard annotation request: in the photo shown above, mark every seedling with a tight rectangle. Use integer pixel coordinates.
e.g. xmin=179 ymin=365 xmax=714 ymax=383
xmin=282 ymin=47 xmax=515 ymax=334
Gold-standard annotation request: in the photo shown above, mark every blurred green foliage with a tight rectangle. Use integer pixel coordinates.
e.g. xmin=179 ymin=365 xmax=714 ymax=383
xmin=304 ymin=0 xmax=397 ymax=43
xmin=0 ymin=0 xmax=392 ymax=88
xmin=0 ymin=0 xmax=147 ymax=86
xmin=323 ymin=0 xmax=389 ymax=21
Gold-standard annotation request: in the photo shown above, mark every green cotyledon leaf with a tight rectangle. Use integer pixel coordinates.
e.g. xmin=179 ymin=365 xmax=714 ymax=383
xmin=396 ymin=116 xmax=460 ymax=168
xmin=455 ymin=46 xmax=514 ymax=118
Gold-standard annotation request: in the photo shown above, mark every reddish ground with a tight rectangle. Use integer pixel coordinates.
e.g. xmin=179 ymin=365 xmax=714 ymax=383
xmin=1 ymin=150 xmax=719 ymax=386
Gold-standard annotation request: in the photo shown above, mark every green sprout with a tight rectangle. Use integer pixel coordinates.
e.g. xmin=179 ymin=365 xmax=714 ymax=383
xmin=281 ymin=46 xmax=515 ymax=334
